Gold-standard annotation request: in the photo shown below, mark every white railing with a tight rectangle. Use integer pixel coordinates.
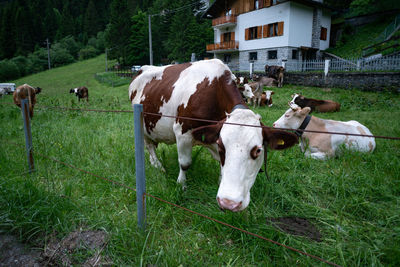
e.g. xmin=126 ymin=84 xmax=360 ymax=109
xmin=283 ymin=54 xmax=400 ymax=73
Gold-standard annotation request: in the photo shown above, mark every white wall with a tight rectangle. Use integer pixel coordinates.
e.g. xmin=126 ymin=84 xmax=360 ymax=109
xmin=320 ymin=10 xmax=331 ymax=50
xmin=287 ymin=2 xmax=313 ymax=48
xmin=237 ymin=2 xmax=290 ymax=51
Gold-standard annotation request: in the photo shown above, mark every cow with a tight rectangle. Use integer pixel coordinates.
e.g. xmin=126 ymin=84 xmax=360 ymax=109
xmin=13 ymin=84 xmax=42 ymax=118
xmin=252 ymin=75 xmax=278 ymax=88
xmin=235 ymin=76 xmax=248 ymax=86
xmin=261 ymin=90 xmax=274 ymax=107
xmin=70 ymin=86 xmax=89 ymax=102
xmin=129 ymin=59 xmax=298 ymax=211
xmin=265 ymin=65 xmax=285 ymax=87
xmin=273 ymin=106 xmax=375 ymax=160
xmin=289 ymin=93 xmax=340 ymax=113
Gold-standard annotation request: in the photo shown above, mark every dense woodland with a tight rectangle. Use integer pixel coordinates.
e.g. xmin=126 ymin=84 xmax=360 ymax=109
xmin=0 ymin=0 xmax=397 ymax=81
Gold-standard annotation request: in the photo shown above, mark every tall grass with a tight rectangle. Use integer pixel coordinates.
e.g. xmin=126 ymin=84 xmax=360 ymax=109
xmin=0 ymin=55 xmax=399 ymax=265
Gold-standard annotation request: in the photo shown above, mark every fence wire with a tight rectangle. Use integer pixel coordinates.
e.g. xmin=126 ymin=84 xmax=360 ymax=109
xmin=6 ymin=140 xmax=341 ymax=267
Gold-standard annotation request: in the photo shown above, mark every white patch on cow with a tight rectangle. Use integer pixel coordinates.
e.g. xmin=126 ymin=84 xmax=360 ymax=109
xmin=243 ymin=84 xmax=254 ymax=98
xmin=73 ymin=88 xmax=78 ymax=94
xmin=265 ymin=90 xmax=273 ymax=107
xmin=217 ymin=109 xmax=264 ymax=211
xmin=239 ymin=77 xmax=244 ymax=84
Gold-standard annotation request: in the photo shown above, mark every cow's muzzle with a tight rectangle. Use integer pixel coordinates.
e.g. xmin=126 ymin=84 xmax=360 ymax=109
xmin=217 ymin=197 xmax=243 ymax=212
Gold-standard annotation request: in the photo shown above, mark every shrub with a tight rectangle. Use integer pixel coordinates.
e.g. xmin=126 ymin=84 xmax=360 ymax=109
xmin=78 ymin=46 xmax=98 ymax=60
xmin=50 ymin=46 xmax=75 ymax=67
xmin=0 ymin=60 xmax=21 ymax=82
xmin=10 ymin=56 xmax=32 ymax=77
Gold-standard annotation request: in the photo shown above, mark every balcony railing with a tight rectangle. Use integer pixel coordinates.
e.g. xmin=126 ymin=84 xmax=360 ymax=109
xmin=206 ymin=41 xmax=239 ymax=52
xmin=212 ymin=15 xmax=237 ymax=26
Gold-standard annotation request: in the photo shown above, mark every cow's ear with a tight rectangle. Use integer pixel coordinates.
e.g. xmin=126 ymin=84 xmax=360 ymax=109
xmin=271 ymin=91 xmax=275 ymax=95
xmin=262 ymin=126 xmax=298 ymax=150
xmin=192 ymin=122 xmax=224 ymax=144
xmin=299 ymin=107 xmax=311 ymax=115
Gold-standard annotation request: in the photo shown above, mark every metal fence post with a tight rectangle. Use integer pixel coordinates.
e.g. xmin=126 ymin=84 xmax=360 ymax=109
xmin=133 ymin=104 xmax=146 ymax=230
xmin=21 ymin=99 xmax=34 ymax=172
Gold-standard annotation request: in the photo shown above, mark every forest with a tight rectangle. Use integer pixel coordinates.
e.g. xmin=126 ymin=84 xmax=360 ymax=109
xmin=0 ymin=0 xmax=397 ymax=81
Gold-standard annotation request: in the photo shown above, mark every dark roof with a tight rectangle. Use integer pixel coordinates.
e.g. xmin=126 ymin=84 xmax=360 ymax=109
xmin=203 ymin=0 xmax=334 ymax=19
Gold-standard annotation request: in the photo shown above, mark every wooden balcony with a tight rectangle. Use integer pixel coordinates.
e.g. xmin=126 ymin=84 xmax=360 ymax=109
xmin=212 ymin=15 xmax=237 ymax=27
xmin=206 ymin=41 xmax=239 ymax=52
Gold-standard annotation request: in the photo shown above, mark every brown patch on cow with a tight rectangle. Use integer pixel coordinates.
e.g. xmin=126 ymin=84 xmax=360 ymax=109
xmin=140 ymin=63 xmax=192 ymax=134
xmin=177 ymin=70 xmax=245 ymax=134
xmin=267 ymin=217 xmax=322 ymax=242
xmin=368 ymin=141 xmax=374 ymax=152
xmin=356 ymin=126 xmax=367 ymax=136
xmin=303 ymin=116 xmax=334 ymax=156
xmin=217 ymin=138 xmax=226 ymax=166
xmin=130 ymin=90 xmax=137 ymax=102
xmin=250 ymin=145 xmax=261 ymax=160
xmin=13 ymin=84 xmax=37 ymax=118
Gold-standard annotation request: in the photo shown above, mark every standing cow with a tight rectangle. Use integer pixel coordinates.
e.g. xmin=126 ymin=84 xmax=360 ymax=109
xmin=13 ymin=84 xmax=42 ymax=118
xmin=265 ymin=65 xmax=285 ymax=88
xmin=129 ymin=59 xmax=298 ymax=211
xmin=70 ymin=86 xmax=89 ymax=102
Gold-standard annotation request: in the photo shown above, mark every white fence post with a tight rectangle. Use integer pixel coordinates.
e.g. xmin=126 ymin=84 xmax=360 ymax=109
xmin=324 ymin=60 xmax=330 ymax=76
xmin=249 ymin=62 xmax=254 ymax=77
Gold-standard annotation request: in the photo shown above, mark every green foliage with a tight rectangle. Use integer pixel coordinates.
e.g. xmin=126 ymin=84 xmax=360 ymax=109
xmin=79 ymin=46 xmax=98 ymax=60
xmin=10 ymin=56 xmax=32 ymax=77
xmin=58 ymin=36 xmax=82 ymax=60
xmin=349 ymin=0 xmax=399 ymax=17
xmin=50 ymin=45 xmax=75 ymax=67
xmin=0 ymin=60 xmax=20 ymax=82
xmin=127 ymin=10 xmax=149 ymax=65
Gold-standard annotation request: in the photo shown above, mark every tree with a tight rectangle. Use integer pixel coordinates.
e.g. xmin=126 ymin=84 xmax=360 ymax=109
xmin=127 ymin=10 xmax=148 ymax=65
xmin=105 ymin=0 xmax=131 ymax=64
xmin=0 ymin=5 xmax=17 ymax=59
xmin=84 ymin=0 xmax=101 ymax=37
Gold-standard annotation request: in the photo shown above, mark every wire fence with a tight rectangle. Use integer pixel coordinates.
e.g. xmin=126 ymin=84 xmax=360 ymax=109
xmin=3 ymin=101 xmax=400 ymax=266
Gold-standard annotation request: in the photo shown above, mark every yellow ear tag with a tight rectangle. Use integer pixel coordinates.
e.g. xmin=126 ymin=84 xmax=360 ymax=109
xmin=277 ymin=139 xmax=285 ymax=145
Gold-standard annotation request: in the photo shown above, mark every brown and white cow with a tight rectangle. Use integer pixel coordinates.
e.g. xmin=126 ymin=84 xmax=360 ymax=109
xmin=273 ymin=106 xmax=375 ymax=160
xmin=13 ymin=84 xmax=42 ymax=118
xmin=261 ymin=90 xmax=274 ymax=107
xmin=70 ymin=86 xmax=89 ymax=102
xmin=265 ymin=65 xmax=284 ymax=88
xmin=129 ymin=59 xmax=298 ymax=211
xmin=289 ymin=93 xmax=340 ymax=113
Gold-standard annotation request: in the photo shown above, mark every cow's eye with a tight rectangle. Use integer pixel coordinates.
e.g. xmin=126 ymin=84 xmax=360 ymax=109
xmin=285 ymin=114 xmax=290 ymax=117
xmin=250 ymin=145 xmax=263 ymax=160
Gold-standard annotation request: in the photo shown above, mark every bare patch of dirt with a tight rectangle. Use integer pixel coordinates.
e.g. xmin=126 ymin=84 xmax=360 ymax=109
xmin=266 ymin=216 xmax=322 ymax=242
xmin=0 ymin=229 xmax=112 ymax=266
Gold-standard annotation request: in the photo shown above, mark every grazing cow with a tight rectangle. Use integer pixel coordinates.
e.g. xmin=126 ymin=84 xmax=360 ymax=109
xmin=70 ymin=86 xmax=89 ymax=102
xmin=273 ymin=106 xmax=375 ymax=160
xmin=289 ymin=93 xmax=340 ymax=113
xmin=129 ymin=59 xmax=298 ymax=211
xmin=13 ymin=84 xmax=42 ymax=118
xmin=265 ymin=65 xmax=285 ymax=88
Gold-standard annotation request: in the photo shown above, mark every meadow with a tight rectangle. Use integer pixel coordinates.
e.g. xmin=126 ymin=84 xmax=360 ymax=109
xmin=0 ymin=54 xmax=399 ymax=266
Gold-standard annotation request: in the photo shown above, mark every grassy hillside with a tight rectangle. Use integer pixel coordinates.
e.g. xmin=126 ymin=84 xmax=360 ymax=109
xmin=326 ymin=15 xmax=398 ymax=58
xmin=1 ymin=56 xmax=400 ymax=266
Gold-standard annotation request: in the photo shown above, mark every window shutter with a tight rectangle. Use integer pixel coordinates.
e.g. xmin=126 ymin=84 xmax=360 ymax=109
xmin=231 ymin=31 xmax=235 ymax=41
xmin=264 ymin=0 xmax=271 ymax=7
xmin=259 ymin=0 xmax=264 ymax=8
xmin=249 ymin=0 xmax=254 ymax=11
xmin=245 ymin=28 xmax=250 ymax=40
xmin=263 ymin=25 xmax=268 ymax=38
xmin=278 ymin=21 xmax=284 ymax=36
xmin=320 ymin=27 xmax=327 ymax=40
xmin=220 ymin=33 xmax=224 ymax=42
xmin=257 ymin=26 xmax=262 ymax=39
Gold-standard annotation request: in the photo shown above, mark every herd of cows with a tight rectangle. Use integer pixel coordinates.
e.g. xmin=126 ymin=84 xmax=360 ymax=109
xmin=129 ymin=59 xmax=376 ymax=211
xmin=7 ymin=59 xmax=376 ymax=212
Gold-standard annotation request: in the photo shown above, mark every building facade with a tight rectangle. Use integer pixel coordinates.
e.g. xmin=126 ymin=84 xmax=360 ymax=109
xmin=204 ymin=0 xmax=332 ymax=71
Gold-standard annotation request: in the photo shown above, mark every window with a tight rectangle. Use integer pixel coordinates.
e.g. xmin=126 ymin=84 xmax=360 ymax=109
xmin=263 ymin=21 xmax=284 ymax=38
xmin=224 ymin=54 xmax=231 ymax=63
xmin=292 ymin=49 xmax=298 ymax=59
xmin=224 ymin=32 xmax=231 ymax=42
xmin=249 ymin=52 xmax=258 ymax=61
xmin=225 ymin=9 xmax=232 ymax=16
xmin=249 ymin=27 xmax=257 ymax=40
xmin=268 ymin=50 xmax=277 ymax=59
xmin=320 ymin=27 xmax=327 ymax=40
xmin=245 ymin=26 xmax=262 ymax=40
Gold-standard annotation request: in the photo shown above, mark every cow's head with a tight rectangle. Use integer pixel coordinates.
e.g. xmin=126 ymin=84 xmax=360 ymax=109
xmin=192 ymin=109 xmax=298 ymax=211
xmin=69 ymin=89 xmax=74 ymax=94
xmin=265 ymin=90 xmax=274 ymax=107
xmin=289 ymin=93 xmax=303 ymax=109
xmin=273 ymin=106 xmax=311 ymax=129
xmin=35 ymin=87 xmax=42 ymax=94
xmin=243 ymin=84 xmax=254 ymax=99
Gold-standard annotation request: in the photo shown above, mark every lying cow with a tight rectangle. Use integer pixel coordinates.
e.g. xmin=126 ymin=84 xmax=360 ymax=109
xmin=129 ymin=59 xmax=298 ymax=211
xmin=273 ymin=106 xmax=375 ymax=160
xmin=265 ymin=65 xmax=284 ymax=87
xmin=70 ymin=86 xmax=89 ymax=102
xmin=289 ymin=93 xmax=340 ymax=113
xmin=261 ymin=90 xmax=274 ymax=107
xmin=13 ymin=84 xmax=42 ymax=118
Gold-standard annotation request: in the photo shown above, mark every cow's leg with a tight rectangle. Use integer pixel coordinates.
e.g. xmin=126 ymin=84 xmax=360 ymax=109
xmin=144 ymin=137 xmax=165 ymax=172
xmin=174 ymin=125 xmax=193 ymax=188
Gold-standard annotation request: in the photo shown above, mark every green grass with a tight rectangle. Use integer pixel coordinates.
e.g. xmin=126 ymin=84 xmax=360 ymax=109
xmin=1 ymin=55 xmax=400 ymax=266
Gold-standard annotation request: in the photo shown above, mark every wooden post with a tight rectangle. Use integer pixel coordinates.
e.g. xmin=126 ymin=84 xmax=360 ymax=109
xmin=133 ymin=104 xmax=146 ymax=230
xmin=21 ymin=99 xmax=34 ymax=172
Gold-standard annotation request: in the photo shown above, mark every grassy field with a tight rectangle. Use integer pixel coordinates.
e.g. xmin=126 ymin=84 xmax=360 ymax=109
xmin=1 ymin=55 xmax=400 ymax=266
